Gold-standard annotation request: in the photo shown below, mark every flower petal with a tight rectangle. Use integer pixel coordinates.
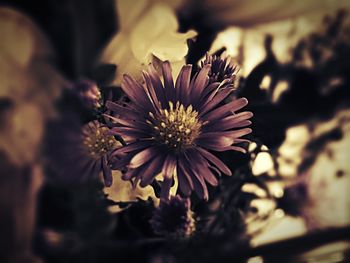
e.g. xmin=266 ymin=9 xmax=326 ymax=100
xmin=199 ymin=87 xmax=235 ymax=115
xmin=190 ymin=64 xmax=210 ymax=104
xmin=142 ymin=70 xmax=162 ymax=112
xmin=103 ymin=114 xmax=150 ymax=131
xmin=162 ymin=154 xmax=177 ymax=180
xmin=139 ymin=155 xmax=165 ymax=187
xmin=189 ymin=149 xmax=218 ymax=186
xmin=177 ymin=159 xmax=194 ymax=197
xmin=122 ymin=74 xmax=152 ymax=110
xmin=162 ymin=61 xmax=176 ymax=102
xmin=196 ymin=133 xmax=234 ymax=151
xmin=102 ymin=155 xmax=113 ymax=186
xmin=111 ymin=141 xmax=152 ymax=156
xmin=129 ymin=146 xmax=161 ymax=168
xmin=196 ymin=147 xmax=232 ymax=175
xmin=147 ymin=64 xmax=167 ymax=107
xmin=175 ymin=65 xmax=192 ymax=104
xmin=200 ymin=97 xmax=248 ymax=121
xmin=106 ymin=101 xmax=141 ymax=120
xmin=160 ymin=175 xmax=173 ymax=200
xmin=183 ymin=152 xmax=208 ymax=200
xmin=110 ymin=126 xmax=151 ymax=140
xmin=203 ymin=111 xmax=253 ymax=131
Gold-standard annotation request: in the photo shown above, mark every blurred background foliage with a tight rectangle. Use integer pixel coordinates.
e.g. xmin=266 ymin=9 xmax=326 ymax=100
xmin=1 ymin=0 xmax=350 ymax=262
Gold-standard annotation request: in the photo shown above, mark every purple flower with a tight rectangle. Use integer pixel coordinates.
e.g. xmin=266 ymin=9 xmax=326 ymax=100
xmin=47 ymin=120 xmax=118 ymax=186
xmin=106 ymin=61 xmax=252 ymax=199
xmin=201 ymin=53 xmax=238 ymax=84
xmin=71 ymin=79 xmax=101 ymax=109
xmin=150 ymin=196 xmax=195 ymax=238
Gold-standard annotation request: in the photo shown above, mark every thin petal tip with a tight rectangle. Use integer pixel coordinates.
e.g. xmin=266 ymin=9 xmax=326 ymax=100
xmin=241 ymin=97 xmax=249 ymax=105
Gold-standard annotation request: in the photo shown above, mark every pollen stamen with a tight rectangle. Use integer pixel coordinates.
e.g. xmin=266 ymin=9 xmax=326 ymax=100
xmin=148 ymin=102 xmax=201 ymax=151
xmin=82 ymin=125 xmax=118 ymax=159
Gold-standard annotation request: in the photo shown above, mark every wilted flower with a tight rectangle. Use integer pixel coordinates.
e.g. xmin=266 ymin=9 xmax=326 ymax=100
xmin=47 ymin=120 xmax=119 ymax=186
xmin=70 ymin=79 xmax=101 ymax=109
xmin=150 ymin=196 xmax=195 ymax=238
xmin=201 ymin=53 xmax=238 ymax=84
xmin=106 ymin=61 xmax=252 ymax=199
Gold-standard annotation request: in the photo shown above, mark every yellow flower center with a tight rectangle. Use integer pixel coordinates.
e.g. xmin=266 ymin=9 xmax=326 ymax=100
xmin=148 ymin=102 xmax=201 ymax=151
xmin=82 ymin=124 xmax=117 ymax=159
